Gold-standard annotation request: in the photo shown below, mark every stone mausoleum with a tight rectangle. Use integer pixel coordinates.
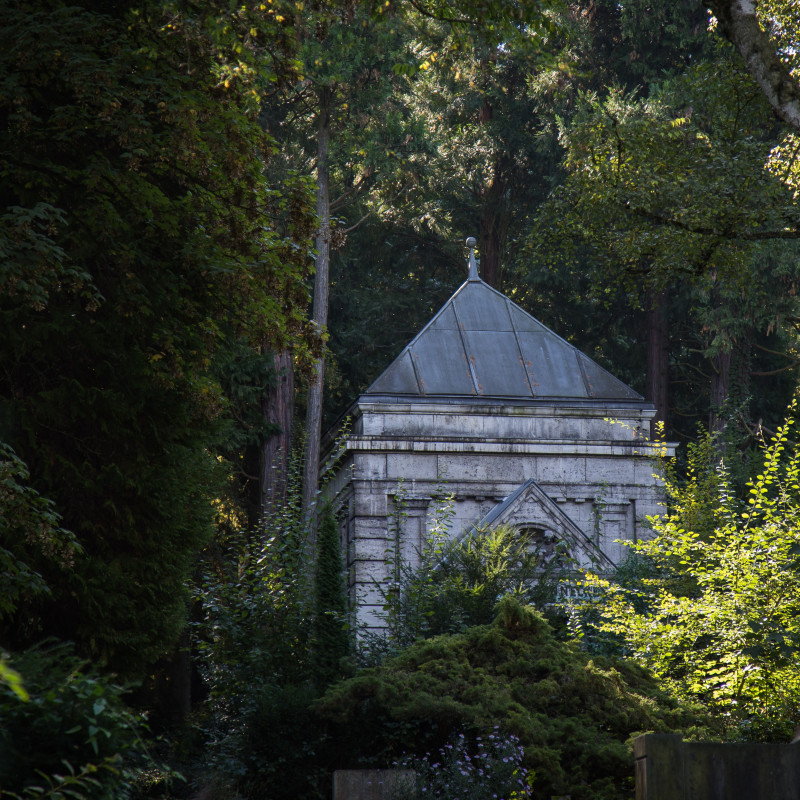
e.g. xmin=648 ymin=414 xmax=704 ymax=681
xmin=323 ymin=241 xmax=673 ymax=628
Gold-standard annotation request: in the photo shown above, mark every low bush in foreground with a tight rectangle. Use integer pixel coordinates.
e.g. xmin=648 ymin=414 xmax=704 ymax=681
xmin=316 ymin=598 xmax=712 ymax=800
xmin=393 ymin=729 xmax=533 ymax=800
xmin=0 ymin=642 xmax=149 ymax=799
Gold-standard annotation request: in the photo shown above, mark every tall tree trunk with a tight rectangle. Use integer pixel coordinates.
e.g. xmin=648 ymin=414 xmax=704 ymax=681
xmin=710 ymin=349 xmax=732 ymax=436
xmin=479 ymin=170 xmax=510 ymax=289
xmin=302 ymin=87 xmax=331 ymax=532
xmin=477 ymin=100 xmax=507 ymax=290
xmin=733 ymin=329 xmax=752 ymax=408
xmin=479 ymin=204 xmax=503 ymax=290
xmin=708 ymin=0 xmax=800 ymax=133
xmin=646 ymin=288 xmax=669 ymax=439
xmin=261 ymin=348 xmax=294 ymax=517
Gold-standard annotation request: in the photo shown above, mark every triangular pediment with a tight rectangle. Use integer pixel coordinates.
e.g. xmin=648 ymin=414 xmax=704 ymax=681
xmin=365 ymin=276 xmax=642 ymax=402
xmin=468 ymin=478 xmax=615 ymax=571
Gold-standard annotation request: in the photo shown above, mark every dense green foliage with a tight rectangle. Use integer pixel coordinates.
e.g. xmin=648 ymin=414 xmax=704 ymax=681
xmin=378 ymin=520 xmax=567 ymax=652
xmin=317 ymin=598 xmax=711 ymax=800
xmin=0 ymin=0 xmax=315 ymax=791
xmin=521 ymin=12 xmax=800 ymax=442
xmin=586 ymin=407 xmax=800 ymax=741
xmin=0 ymin=443 xmax=80 ymax=624
xmin=0 ymin=643 xmax=149 ymax=799
xmin=0 ymin=0 xmax=314 ymax=676
xmin=4 ymin=0 xmax=800 ymax=794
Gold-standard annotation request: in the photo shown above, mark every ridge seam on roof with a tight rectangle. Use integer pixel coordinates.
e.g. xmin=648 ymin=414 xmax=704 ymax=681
xmin=408 ymin=346 xmax=424 ymax=395
xmin=506 ymin=295 xmax=536 ymax=398
xmin=576 ymin=350 xmax=593 ymax=398
xmin=451 ymin=294 xmax=480 ymax=395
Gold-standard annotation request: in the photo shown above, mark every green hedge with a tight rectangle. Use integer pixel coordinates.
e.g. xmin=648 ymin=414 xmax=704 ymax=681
xmin=316 ymin=599 xmax=713 ymax=800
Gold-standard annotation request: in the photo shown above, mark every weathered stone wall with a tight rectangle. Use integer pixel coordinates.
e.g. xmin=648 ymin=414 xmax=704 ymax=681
xmin=325 ymin=399 xmax=673 ymax=630
xmin=332 ymin=770 xmax=414 ymax=800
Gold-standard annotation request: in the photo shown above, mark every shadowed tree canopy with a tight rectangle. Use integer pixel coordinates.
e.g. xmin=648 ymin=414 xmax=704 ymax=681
xmin=0 ymin=0 xmax=316 ymax=677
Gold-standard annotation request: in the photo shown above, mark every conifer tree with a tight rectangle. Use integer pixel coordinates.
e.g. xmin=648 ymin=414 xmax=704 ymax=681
xmin=311 ymin=505 xmax=349 ymax=688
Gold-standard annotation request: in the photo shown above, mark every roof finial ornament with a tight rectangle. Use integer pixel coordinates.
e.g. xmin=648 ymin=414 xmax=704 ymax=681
xmin=466 ymin=236 xmax=480 ymax=282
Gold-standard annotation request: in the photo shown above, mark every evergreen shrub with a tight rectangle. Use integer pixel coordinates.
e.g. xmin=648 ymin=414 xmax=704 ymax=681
xmin=316 ymin=598 xmax=712 ymax=800
xmin=312 ymin=504 xmax=350 ymax=687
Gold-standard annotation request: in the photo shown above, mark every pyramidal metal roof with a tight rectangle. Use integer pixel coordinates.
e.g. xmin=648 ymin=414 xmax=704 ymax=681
xmin=365 ymin=243 xmax=643 ymax=403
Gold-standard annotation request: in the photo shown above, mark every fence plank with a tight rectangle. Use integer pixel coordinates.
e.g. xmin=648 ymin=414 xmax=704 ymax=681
xmin=635 ymin=734 xmax=800 ymax=800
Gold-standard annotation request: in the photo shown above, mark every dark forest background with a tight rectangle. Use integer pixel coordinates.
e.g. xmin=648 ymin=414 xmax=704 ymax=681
xmin=3 ymin=1 xmax=800 ymax=797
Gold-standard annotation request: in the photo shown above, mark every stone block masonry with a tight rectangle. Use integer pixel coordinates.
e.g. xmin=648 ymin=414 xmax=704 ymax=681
xmin=325 ymin=399 xmax=672 ymax=631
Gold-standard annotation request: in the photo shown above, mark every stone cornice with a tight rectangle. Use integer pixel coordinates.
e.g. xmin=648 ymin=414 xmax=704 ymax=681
xmin=355 ymin=399 xmax=656 ymax=418
xmin=343 ymin=434 xmax=674 ymax=458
